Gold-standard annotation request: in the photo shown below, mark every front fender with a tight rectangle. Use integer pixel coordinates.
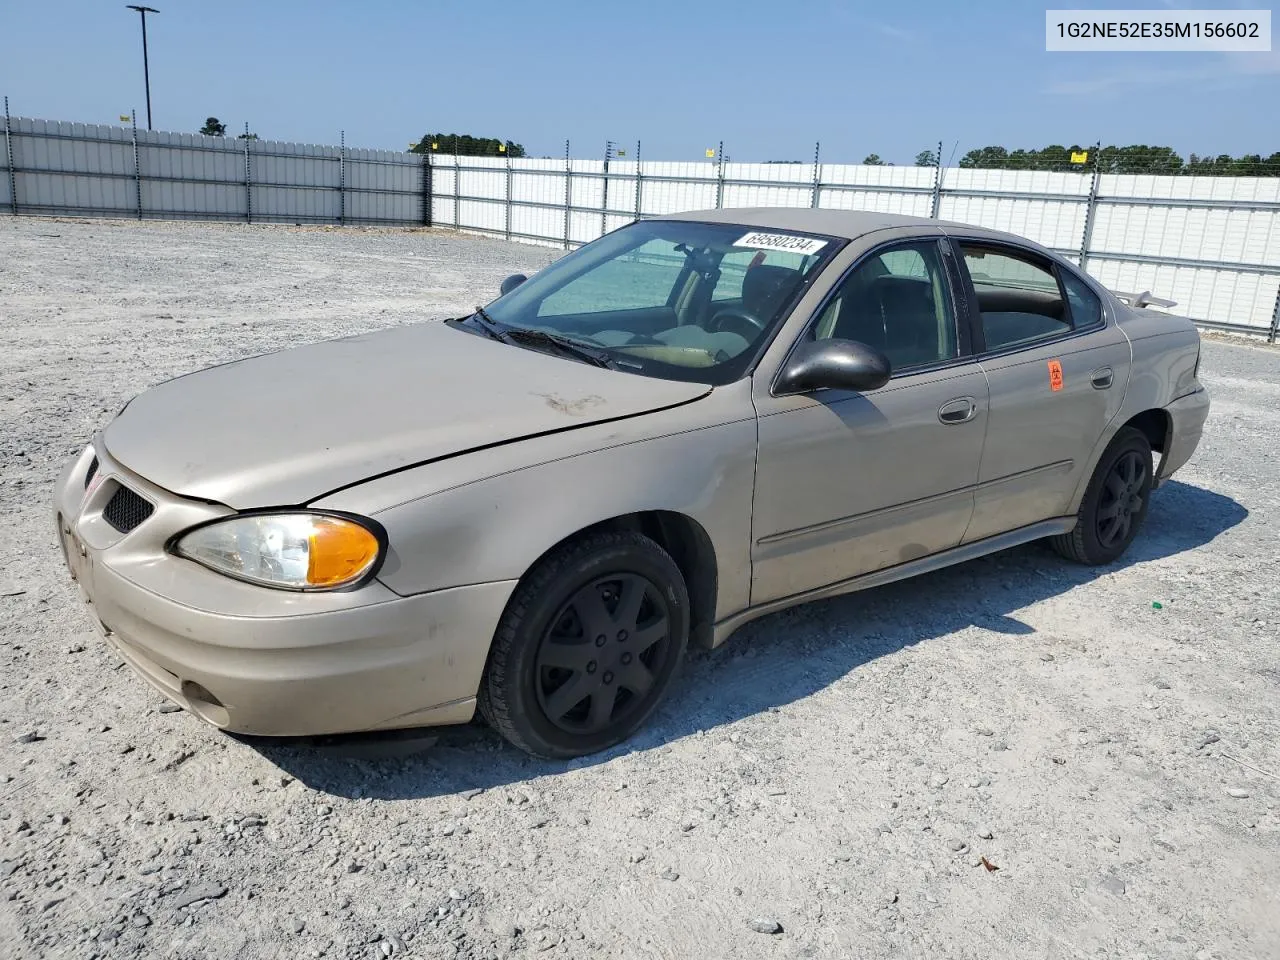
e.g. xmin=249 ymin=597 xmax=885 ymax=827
xmin=313 ymin=380 xmax=757 ymax=623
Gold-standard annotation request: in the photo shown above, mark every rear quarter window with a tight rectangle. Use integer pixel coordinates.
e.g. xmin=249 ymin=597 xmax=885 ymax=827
xmin=1061 ymin=269 xmax=1103 ymax=328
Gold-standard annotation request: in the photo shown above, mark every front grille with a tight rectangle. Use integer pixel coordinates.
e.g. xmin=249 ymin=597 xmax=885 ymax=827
xmin=103 ymin=485 xmax=154 ymax=534
xmin=84 ymin=456 xmax=99 ymax=489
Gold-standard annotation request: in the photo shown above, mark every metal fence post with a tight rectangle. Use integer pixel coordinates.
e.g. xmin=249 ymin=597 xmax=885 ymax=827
xmin=4 ymin=96 xmax=17 ymax=216
xmin=453 ymin=135 xmax=460 ymax=231
xmin=1268 ymin=286 xmax=1280 ymax=344
xmin=634 ymin=140 xmax=642 ymax=222
xmin=600 ymin=140 xmax=612 ymax=240
xmin=563 ymin=139 xmax=572 ymax=250
xmin=421 ymin=149 xmax=432 ymax=227
xmin=810 ymin=141 xmax=821 ymax=208
xmin=131 ymin=110 xmax=143 ymax=220
xmin=930 ymin=140 xmax=943 ymax=219
xmin=504 ymin=147 xmax=513 ymax=241
xmin=243 ymin=123 xmax=252 ymax=224
xmin=339 ymin=130 xmax=346 ymax=226
xmin=1078 ymin=147 xmax=1102 ymax=270
xmin=715 ymin=140 xmax=725 ymax=208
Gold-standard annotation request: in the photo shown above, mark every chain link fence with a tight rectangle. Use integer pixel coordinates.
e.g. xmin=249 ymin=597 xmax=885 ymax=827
xmin=4 ymin=100 xmax=1279 ymax=341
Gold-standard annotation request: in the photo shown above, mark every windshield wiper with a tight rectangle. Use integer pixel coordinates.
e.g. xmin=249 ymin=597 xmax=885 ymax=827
xmin=502 ymin=327 xmax=618 ymax=368
xmin=465 ymin=305 xmax=507 ymax=341
xmin=468 ymin=307 xmax=617 ymax=368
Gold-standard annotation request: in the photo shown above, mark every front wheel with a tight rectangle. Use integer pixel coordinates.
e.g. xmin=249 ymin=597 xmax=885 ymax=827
xmin=1051 ymin=426 xmax=1153 ymax=565
xmin=478 ymin=530 xmax=690 ymax=759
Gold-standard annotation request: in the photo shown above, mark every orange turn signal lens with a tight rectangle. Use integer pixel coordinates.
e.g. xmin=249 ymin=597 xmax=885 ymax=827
xmin=306 ymin=516 xmax=381 ymax=588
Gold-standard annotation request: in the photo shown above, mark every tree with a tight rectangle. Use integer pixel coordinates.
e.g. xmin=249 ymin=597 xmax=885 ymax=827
xmin=883 ymin=143 xmax=1278 ymax=175
xmin=1094 ymin=144 xmax=1182 ymax=175
xmin=199 ymin=117 xmax=227 ymax=137
xmin=863 ymin=153 xmax=885 ymax=165
xmin=958 ymin=145 xmax=1010 ymax=168
xmin=914 ymin=149 xmax=937 ymax=167
xmin=411 ymin=134 xmax=526 ymax=158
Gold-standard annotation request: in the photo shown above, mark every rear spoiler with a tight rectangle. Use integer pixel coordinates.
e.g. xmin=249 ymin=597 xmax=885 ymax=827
xmin=1111 ymin=289 xmax=1178 ymax=309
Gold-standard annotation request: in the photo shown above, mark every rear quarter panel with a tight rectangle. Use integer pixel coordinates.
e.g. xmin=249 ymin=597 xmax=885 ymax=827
xmin=1066 ymin=304 xmax=1203 ymax=509
xmin=1117 ymin=307 xmax=1202 ymax=405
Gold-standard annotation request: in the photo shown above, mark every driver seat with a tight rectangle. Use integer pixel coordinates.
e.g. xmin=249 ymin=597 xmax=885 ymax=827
xmin=741 ymin=264 xmax=803 ymax=320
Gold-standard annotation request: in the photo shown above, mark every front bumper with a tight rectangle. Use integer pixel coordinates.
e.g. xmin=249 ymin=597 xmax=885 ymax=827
xmin=54 ymin=442 xmax=516 ymax=736
xmin=1157 ymin=387 xmax=1211 ymax=482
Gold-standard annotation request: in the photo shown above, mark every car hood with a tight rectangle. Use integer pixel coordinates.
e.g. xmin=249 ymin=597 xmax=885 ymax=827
xmin=103 ymin=321 xmax=710 ymax=508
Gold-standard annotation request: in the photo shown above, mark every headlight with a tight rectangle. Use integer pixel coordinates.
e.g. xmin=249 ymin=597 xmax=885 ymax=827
xmin=174 ymin=512 xmax=384 ymax=591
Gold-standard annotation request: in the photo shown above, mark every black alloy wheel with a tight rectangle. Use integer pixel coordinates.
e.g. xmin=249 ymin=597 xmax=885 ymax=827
xmin=1051 ymin=426 xmax=1154 ymax=565
xmin=534 ymin=573 xmax=672 ymax=735
xmin=478 ymin=530 xmax=690 ymax=759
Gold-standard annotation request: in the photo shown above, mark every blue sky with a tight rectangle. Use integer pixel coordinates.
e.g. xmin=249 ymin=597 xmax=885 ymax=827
xmin=2 ymin=0 xmax=1276 ymax=162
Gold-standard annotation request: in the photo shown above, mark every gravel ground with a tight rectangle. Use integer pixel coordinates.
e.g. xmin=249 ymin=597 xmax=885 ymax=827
xmin=1 ymin=217 xmax=1278 ymax=960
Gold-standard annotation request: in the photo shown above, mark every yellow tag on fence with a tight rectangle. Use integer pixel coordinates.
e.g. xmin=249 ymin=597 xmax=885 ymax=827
xmin=1070 ymin=151 xmax=1089 ymax=164
xmin=705 ymin=148 xmax=715 ymax=158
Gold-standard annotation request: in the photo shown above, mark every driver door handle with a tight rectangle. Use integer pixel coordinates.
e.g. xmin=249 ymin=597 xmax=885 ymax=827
xmin=938 ymin=397 xmax=978 ymax=425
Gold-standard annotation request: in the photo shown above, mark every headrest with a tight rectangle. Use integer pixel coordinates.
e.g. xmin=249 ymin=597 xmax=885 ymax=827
xmin=742 ymin=264 xmax=802 ymax=317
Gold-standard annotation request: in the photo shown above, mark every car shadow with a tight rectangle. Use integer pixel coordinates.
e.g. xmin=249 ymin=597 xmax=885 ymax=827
xmin=250 ymin=479 xmax=1246 ymax=799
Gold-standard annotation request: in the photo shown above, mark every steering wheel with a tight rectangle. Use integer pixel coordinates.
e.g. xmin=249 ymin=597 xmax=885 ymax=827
xmin=708 ymin=306 xmax=766 ymax=339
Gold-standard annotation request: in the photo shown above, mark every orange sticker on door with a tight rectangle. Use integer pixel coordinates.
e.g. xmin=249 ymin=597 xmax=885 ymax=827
xmin=1047 ymin=359 xmax=1064 ymax=392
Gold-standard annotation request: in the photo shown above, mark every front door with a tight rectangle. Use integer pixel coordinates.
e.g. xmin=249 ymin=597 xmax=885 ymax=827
xmin=751 ymin=239 xmax=989 ymax=605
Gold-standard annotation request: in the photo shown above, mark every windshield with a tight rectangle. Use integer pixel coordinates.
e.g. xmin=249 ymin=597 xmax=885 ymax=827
xmin=477 ymin=219 xmax=841 ymax=385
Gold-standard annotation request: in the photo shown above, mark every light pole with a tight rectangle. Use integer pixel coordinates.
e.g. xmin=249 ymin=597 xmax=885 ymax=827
xmin=125 ymin=5 xmax=159 ymax=130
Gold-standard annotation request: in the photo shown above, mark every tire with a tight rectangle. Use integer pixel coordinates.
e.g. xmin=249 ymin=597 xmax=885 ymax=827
xmin=477 ymin=530 xmax=690 ymax=759
xmin=1051 ymin=426 xmax=1154 ymax=565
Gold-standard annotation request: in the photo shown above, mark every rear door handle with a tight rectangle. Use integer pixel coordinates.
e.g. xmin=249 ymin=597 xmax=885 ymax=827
xmin=938 ymin=397 xmax=978 ymax=424
xmin=1090 ymin=366 xmax=1114 ymax=389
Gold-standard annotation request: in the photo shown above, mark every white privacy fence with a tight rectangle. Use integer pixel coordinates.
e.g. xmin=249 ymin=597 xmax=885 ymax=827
xmin=4 ymin=104 xmax=1279 ymax=340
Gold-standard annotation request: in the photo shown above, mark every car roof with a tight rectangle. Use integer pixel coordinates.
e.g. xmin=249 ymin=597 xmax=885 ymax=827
xmin=656 ymin=206 xmax=1019 ymax=244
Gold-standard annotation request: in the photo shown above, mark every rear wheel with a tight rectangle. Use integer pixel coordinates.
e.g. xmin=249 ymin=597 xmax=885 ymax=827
xmin=478 ymin=530 xmax=689 ymax=759
xmin=1051 ymin=426 xmax=1153 ymax=565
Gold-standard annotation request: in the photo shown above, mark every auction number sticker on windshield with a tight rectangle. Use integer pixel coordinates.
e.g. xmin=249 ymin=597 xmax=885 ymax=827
xmin=733 ymin=231 xmax=828 ymax=255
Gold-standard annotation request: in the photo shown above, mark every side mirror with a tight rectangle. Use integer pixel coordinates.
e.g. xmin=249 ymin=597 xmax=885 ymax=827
xmin=774 ymin=338 xmax=892 ymax=395
xmin=499 ymin=273 xmax=527 ymax=296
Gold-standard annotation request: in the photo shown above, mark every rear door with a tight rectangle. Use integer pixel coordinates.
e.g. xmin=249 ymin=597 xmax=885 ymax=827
xmin=951 ymin=239 xmax=1131 ymax=542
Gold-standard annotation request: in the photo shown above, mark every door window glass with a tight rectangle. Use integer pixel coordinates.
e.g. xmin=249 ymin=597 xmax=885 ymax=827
xmin=960 ymin=245 xmax=1072 ymax=350
xmin=814 ymin=241 xmax=957 ymax=370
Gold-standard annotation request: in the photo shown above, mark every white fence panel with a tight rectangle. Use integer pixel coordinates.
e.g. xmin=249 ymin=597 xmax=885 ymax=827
xmin=820 ymin=186 xmax=933 ymax=217
xmin=1091 ymin=202 xmax=1280 ymax=266
xmin=510 ymin=203 xmax=563 ymax=243
xmin=431 ymin=196 xmax=457 ymax=227
xmin=458 ymin=167 xmax=505 ymax=204
xmin=823 ymin=164 xmax=936 ymax=190
xmin=640 ymin=161 xmax=718 ymax=216
xmin=1102 ymin=173 xmax=1280 ymax=203
xmin=4 ymin=110 xmax=1278 ymax=337
xmin=938 ymin=194 xmax=1088 ymax=252
xmin=1088 ymin=259 xmax=1280 ymax=332
xmin=458 ymin=198 xmax=505 ymax=235
xmin=14 ymin=118 xmax=134 ymax=214
xmin=510 ymin=169 xmax=565 ymax=208
xmin=723 ymin=183 xmax=811 ymax=208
